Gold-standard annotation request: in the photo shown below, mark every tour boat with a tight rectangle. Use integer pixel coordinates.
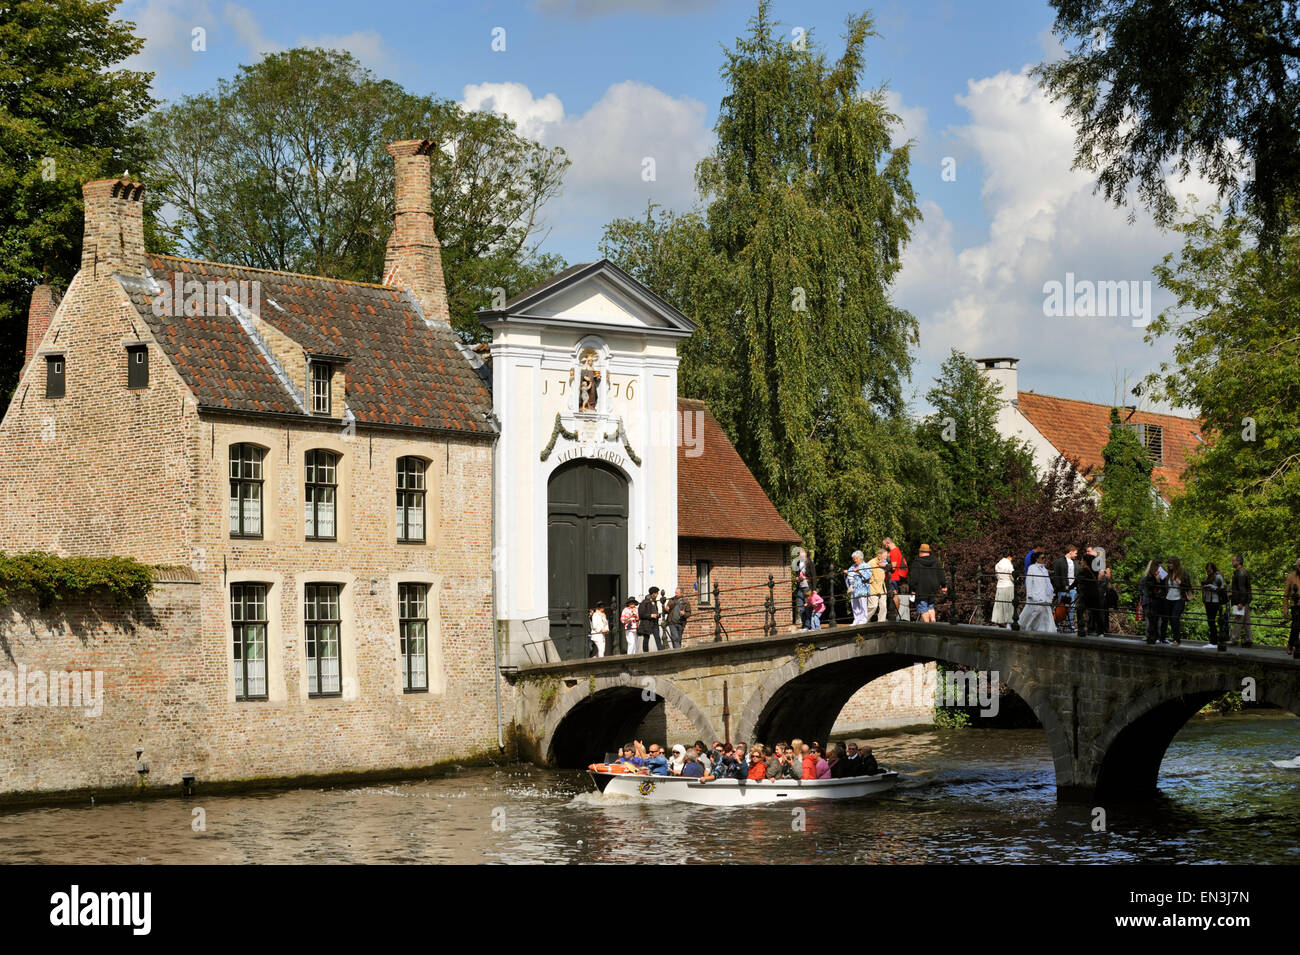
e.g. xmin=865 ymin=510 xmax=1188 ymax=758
xmin=586 ymin=766 xmax=899 ymax=806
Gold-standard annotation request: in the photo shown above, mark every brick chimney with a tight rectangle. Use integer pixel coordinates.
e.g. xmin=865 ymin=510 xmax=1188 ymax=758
xmin=383 ymin=140 xmax=450 ymax=325
xmin=23 ymin=284 xmax=61 ymax=372
xmin=81 ymin=179 xmax=147 ymax=277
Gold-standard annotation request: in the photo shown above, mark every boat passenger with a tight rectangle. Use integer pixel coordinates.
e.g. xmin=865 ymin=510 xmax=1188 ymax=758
xmin=860 ymin=745 xmax=880 ymax=776
xmin=789 ymin=739 xmax=805 ymax=779
xmin=640 ymin=743 xmax=670 ymax=775
xmin=747 ymin=746 xmax=768 ymax=781
xmin=765 ymin=746 xmax=782 ymax=780
xmin=615 ymin=743 xmax=644 ymax=769
xmin=813 ymin=745 xmax=831 ymax=780
xmin=829 ymin=744 xmax=850 ymax=778
xmin=801 ymin=743 xmax=817 ymax=781
xmin=680 ymin=752 xmax=705 ymax=778
xmin=669 ymin=744 xmax=688 ymax=775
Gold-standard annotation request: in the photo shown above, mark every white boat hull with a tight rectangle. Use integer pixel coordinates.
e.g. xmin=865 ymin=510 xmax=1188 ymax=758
xmin=588 ymin=770 xmax=898 ymax=806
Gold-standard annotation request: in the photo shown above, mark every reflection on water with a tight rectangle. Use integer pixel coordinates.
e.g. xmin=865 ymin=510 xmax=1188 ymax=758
xmin=2 ymin=714 xmax=1297 ymax=864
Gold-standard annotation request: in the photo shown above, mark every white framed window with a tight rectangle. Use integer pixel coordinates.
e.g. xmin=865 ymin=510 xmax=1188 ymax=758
xmin=399 ymin=583 xmax=428 ymax=692
xmin=231 ymin=583 xmax=268 ymax=700
xmin=396 ymin=457 xmax=426 ymax=543
xmin=229 ymin=444 xmax=265 ymax=538
xmin=305 ymin=449 xmax=338 ymax=540
xmin=304 ymin=583 xmax=342 ymax=697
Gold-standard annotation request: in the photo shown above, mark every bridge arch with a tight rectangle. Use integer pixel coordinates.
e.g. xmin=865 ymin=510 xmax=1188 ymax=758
xmin=1092 ymin=673 xmax=1300 ymax=801
xmin=734 ymin=635 xmax=1071 ymax=783
xmin=543 ymin=673 xmax=719 ymax=767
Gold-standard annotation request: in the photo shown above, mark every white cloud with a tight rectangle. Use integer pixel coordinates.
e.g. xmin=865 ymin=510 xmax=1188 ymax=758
xmin=894 ymin=68 xmax=1219 ymax=415
xmin=222 ymin=2 xmax=274 ymax=56
xmin=119 ymin=0 xmax=216 ymax=79
xmin=881 ymin=89 xmax=927 ymax=150
xmin=461 ymin=80 xmax=714 ymax=250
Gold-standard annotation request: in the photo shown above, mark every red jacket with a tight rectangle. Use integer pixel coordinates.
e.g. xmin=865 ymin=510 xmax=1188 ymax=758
xmin=802 ymin=753 xmax=817 ymax=780
xmin=747 ymin=760 xmax=767 ymax=781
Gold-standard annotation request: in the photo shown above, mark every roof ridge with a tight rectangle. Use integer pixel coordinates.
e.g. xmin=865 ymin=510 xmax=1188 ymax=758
xmin=149 ymin=253 xmax=401 ymax=293
xmin=1017 ymin=390 xmax=1201 ymax=423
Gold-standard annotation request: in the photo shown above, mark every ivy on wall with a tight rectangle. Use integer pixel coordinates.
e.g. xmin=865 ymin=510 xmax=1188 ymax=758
xmin=0 ymin=552 xmax=155 ymax=609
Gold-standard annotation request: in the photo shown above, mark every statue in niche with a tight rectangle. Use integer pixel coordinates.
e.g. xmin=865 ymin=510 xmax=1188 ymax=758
xmin=572 ymin=348 xmax=602 ymax=413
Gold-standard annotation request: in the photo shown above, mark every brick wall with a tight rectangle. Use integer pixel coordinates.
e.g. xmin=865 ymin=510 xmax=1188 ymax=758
xmin=0 ymin=570 xmax=515 ymax=801
xmin=677 ymin=538 xmax=788 ymax=644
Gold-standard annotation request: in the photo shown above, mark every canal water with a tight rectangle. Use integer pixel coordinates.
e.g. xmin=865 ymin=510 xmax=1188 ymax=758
xmin=2 ymin=713 xmax=1297 ymax=864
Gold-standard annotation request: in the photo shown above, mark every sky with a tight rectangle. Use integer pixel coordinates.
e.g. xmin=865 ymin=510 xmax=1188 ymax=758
xmin=117 ymin=0 xmax=1216 ymax=417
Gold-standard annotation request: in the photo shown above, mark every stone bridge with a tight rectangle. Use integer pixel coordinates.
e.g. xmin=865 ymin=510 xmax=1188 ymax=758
xmin=509 ymin=621 xmax=1300 ymax=802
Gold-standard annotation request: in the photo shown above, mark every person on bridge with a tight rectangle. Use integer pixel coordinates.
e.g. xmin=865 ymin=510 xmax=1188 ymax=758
xmin=1202 ymin=562 xmax=1227 ymax=648
xmin=867 ymin=550 xmax=890 ymax=622
xmin=1050 ymin=546 xmax=1079 ymax=632
xmin=1019 ymin=551 xmax=1056 ymax=633
xmin=637 ymin=588 xmax=661 ymax=652
xmin=1285 ymin=559 xmax=1300 ymax=656
xmin=589 ymin=603 xmax=609 ymax=657
xmin=620 ymin=598 xmax=639 ymax=655
xmin=992 ymin=553 xmax=1016 ymax=628
xmin=1229 ymin=554 xmax=1253 ymax=647
xmin=1165 ymin=558 xmax=1190 ymax=646
xmin=1140 ymin=559 xmax=1168 ymax=644
xmin=910 ymin=544 xmax=947 ymax=623
xmin=883 ymin=537 xmax=908 ymax=620
xmin=793 ymin=548 xmax=814 ymax=629
xmin=807 ymin=588 xmax=825 ymax=629
xmin=666 ymin=587 xmax=691 ymax=648
xmin=846 ymin=552 xmax=872 ymax=624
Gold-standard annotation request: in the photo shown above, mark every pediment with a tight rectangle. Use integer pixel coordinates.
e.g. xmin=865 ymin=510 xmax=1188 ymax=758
xmin=478 ymin=260 xmax=696 ymax=339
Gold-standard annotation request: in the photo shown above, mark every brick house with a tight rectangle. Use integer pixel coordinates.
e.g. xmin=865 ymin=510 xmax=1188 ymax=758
xmin=0 ymin=141 xmax=507 ymax=793
xmin=676 ymin=397 xmax=800 ymax=643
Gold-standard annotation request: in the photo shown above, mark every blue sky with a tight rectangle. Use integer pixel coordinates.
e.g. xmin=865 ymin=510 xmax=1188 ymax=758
xmin=120 ymin=0 xmax=1209 ymax=415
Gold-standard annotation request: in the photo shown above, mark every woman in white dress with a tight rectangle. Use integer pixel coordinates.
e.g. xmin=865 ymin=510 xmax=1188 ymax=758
xmin=589 ymin=603 xmax=609 ymax=657
xmin=992 ymin=554 xmax=1015 ymax=627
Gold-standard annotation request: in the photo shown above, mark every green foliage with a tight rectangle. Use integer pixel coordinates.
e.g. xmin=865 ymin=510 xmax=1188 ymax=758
xmin=1200 ymin=692 xmax=1243 ymax=716
xmin=918 ymin=350 xmax=1036 ymax=538
xmin=0 ymin=552 xmax=155 ymax=609
xmin=602 ymin=3 xmax=934 ymax=564
xmin=0 ymin=0 xmax=158 ymax=401
xmin=145 ymin=48 xmax=569 ymax=342
xmin=932 ymin=663 xmax=972 ymax=728
xmin=1035 ymin=0 xmax=1300 ymax=245
xmin=794 ymin=642 xmax=816 ymax=672
xmin=1144 ymin=209 xmax=1300 ymax=581
xmin=1098 ymin=407 xmax=1159 ymax=581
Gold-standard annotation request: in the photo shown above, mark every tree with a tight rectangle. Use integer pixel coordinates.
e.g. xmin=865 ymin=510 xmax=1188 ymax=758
xmin=1035 ymin=0 xmax=1300 ymax=244
xmin=603 ymin=3 xmax=925 ymax=562
xmin=1144 ymin=208 xmax=1300 ymax=584
xmin=145 ymin=48 xmax=568 ymax=341
xmin=0 ymin=0 xmax=157 ymax=400
xmin=918 ymin=350 xmax=1036 ymax=537
xmin=1096 ymin=406 xmax=1159 ymax=582
xmin=942 ymin=456 xmax=1123 ymax=626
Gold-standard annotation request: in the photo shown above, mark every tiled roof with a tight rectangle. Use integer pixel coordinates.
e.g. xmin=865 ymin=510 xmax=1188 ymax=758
xmin=678 ymin=398 xmax=800 ymax=543
xmin=1015 ymin=392 xmax=1204 ymax=496
xmin=122 ymin=254 xmax=494 ymax=436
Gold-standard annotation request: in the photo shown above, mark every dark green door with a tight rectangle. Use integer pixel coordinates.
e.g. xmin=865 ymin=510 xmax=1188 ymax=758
xmin=548 ymin=461 xmax=628 ymax=659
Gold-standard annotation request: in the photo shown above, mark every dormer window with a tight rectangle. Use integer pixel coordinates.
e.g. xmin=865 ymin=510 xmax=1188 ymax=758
xmin=311 ymin=361 xmax=332 ymax=415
